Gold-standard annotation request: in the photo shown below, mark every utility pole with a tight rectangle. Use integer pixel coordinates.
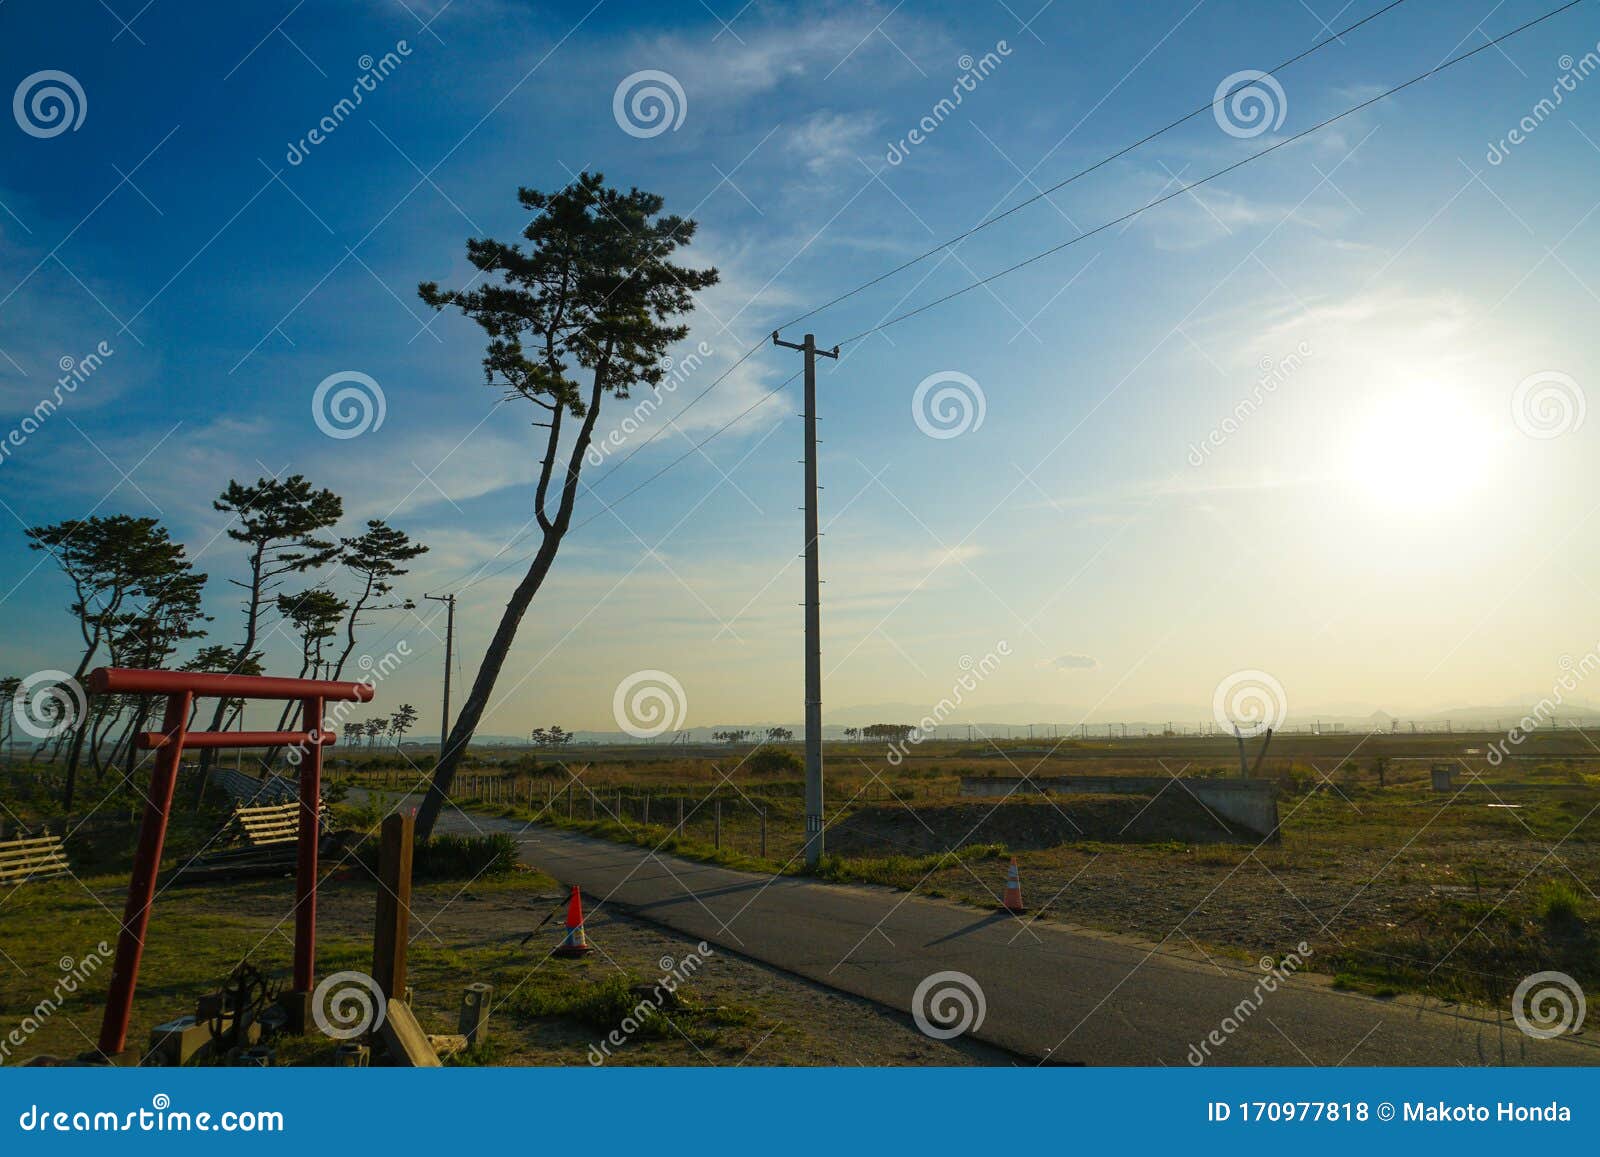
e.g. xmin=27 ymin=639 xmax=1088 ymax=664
xmin=424 ymin=592 xmax=456 ymax=762
xmin=774 ymin=330 xmax=837 ymax=868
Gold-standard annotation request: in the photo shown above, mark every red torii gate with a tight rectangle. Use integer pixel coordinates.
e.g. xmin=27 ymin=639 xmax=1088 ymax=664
xmin=84 ymin=666 xmax=374 ymax=1061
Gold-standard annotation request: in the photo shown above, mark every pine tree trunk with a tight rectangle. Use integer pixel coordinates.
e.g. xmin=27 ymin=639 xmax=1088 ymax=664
xmin=415 ymin=535 xmax=560 ymax=838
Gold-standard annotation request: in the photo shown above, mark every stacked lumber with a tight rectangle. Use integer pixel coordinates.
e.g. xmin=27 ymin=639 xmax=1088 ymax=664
xmin=0 ymin=835 xmax=71 ymax=884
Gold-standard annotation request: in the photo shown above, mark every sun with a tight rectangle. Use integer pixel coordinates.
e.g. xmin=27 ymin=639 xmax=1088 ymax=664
xmin=1344 ymin=385 xmax=1497 ymax=511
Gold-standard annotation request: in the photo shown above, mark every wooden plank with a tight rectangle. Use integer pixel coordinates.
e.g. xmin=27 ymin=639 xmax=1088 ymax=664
xmin=0 ymin=849 xmax=68 ymax=863
xmin=0 ymin=836 xmax=69 ymax=884
xmin=377 ymin=1000 xmax=439 ymax=1067
xmin=0 ymin=836 xmax=67 ymax=852
xmin=0 ymin=852 xmax=69 ymax=869
xmin=236 ymin=803 xmax=300 ymax=819
xmin=0 ymin=861 xmax=70 ymax=882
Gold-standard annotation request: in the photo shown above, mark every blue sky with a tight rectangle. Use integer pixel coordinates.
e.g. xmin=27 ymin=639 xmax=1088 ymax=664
xmin=2 ymin=0 xmax=1599 ymax=736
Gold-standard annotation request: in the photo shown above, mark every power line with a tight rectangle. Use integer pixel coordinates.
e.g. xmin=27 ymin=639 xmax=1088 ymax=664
xmin=429 ymin=0 xmax=1581 ymax=593
xmin=586 ymin=0 xmax=1587 ymax=520
xmin=836 ymin=0 xmax=1588 ymax=347
xmin=582 ymin=0 xmax=1416 ymax=487
xmin=776 ymin=0 xmax=1418 ymax=335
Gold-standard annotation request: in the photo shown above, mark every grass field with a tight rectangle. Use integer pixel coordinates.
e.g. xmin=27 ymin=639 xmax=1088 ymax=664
xmin=328 ymin=729 xmax=1600 ymax=1009
xmin=4 ymin=728 xmax=1596 ymax=1063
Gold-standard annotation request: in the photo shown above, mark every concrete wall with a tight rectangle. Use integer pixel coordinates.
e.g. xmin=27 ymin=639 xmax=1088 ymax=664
xmin=960 ymin=774 xmax=1280 ymax=841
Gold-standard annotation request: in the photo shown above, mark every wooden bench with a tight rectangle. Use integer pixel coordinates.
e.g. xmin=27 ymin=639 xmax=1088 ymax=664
xmin=164 ymin=798 xmax=331 ymax=885
xmin=233 ymin=800 xmax=327 ymax=848
xmin=0 ymin=835 xmax=71 ymax=884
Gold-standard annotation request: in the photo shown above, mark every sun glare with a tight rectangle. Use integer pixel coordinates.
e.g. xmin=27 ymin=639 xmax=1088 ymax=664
xmin=1344 ymin=386 xmax=1497 ymax=511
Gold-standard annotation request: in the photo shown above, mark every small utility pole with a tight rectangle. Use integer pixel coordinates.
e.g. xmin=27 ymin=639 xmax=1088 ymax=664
xmin=774 ymin=330 xmax=837 ymax=868
xmin=424 ymin=592 xmax=456 ymax=761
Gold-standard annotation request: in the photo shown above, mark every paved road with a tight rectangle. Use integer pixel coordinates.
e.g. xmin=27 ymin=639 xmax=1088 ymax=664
xmin=378 ymin=794 xmax=1598 ymax=1066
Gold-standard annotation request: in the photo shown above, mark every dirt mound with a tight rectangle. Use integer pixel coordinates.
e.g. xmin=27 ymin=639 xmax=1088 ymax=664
xmin=829 ymin=794 xmax=1245 ymax=856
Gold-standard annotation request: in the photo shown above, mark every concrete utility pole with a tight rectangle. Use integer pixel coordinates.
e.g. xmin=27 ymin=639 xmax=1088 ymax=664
xmin=774 ymin=330 xmax=838 ymax=868
xmin=424 ymin=592 xmax=456 ymax=761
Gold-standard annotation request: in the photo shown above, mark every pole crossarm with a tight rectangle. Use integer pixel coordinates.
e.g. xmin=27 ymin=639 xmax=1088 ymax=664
xmin=772 ymin=330 xmax=839 ymax=359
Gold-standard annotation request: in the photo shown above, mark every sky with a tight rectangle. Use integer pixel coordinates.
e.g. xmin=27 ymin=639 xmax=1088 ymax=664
xmin=1 ymin=0 xmax=1599 ymax=738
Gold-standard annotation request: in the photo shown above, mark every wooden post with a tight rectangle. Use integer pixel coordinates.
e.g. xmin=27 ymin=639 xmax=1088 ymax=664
xmin=677 ymin=796 xmax=684 ymax=835
xmin=644 ymin=794 xmax=650 ymax=826
xmin=372 ymin=812 xmax=415 ymax=1000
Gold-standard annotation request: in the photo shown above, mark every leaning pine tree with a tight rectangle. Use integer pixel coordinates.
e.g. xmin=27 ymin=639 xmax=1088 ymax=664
xmin=413 ymin=172 xmax=718 ymax=838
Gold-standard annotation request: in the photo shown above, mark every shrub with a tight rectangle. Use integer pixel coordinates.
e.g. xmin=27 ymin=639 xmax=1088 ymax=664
xmin=405 ymin=833 xmax=519 ymax=880
xmin=1537 ymin=879 xmax=1584 ymax=927
xmin=747 ymin=747 xmax=802 ymax=776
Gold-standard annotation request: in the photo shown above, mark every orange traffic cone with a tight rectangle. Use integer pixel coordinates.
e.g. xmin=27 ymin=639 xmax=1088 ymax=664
xmin=1001 ymin=857 xmax=1025 ymax=912
xmin=553 ymin=885 xmax=592 ymax=957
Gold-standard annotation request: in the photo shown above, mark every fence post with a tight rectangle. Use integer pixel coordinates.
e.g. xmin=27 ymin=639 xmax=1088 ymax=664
xmin=372 ymin=811 xmax=414 ymax=1000
xmin=677 ymin=797 xmax=684 ymax=835
xmin=715 ymin=800 xmax=722 ymax=849
xmin=643 ymin=793 xmax=650 ymax=826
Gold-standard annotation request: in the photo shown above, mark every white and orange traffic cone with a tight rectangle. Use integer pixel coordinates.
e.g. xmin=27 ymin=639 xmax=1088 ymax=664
xmin=552 ymin=885 xmax=593 ymax=957
xmin=1001 ymin=857 xmax=1025 ymax=913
